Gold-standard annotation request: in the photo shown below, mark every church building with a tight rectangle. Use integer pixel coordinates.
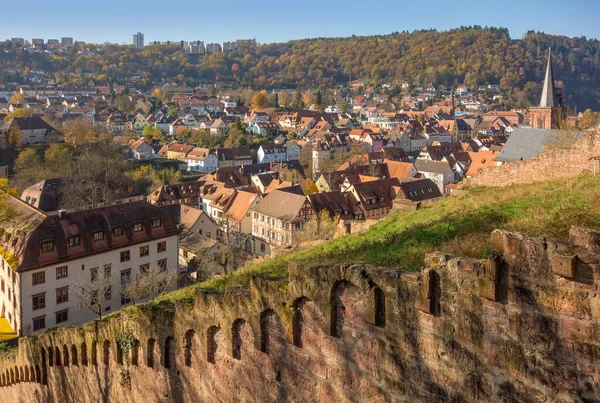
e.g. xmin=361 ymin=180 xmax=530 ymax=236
xmin=529 ymin=49 xmax=567 ymax=129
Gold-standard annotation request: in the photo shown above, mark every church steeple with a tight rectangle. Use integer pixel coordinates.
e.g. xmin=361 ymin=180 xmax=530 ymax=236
xmin=539 ymin=49 xmax=555 ymax=108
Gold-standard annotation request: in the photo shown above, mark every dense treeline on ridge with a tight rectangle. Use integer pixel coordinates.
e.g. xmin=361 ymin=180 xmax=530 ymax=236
xmin=2 ymin=26 xmax=600 ymax=110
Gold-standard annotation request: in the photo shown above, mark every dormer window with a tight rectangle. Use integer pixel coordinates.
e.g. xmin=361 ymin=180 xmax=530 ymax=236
xmin=41 ymin=241 xmax=54 ymax=253
xmin=133 ymin=222 xmax=143 ymax=232
xmin=113 ymin=226 xmax=124 ymax=237
xmin=93 ymin=230 xmax=104 ymax=242
xmin=152 ymin=218 xmax=162 ymax=228
xmin=68 ymin=235 xmax=80 ymax=247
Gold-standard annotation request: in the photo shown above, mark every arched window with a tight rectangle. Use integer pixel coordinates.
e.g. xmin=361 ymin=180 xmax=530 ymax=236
xmin=146 ymin=338 xmax=155 ymax=368
xmin=206 ymin=326 xmax=219 ymax=364
xmin=103 ymin=340 xmax=110 ymax=365
xmin=91 ymin=341 xmax=98 ymax=366
xmin=55 ymin=347 xmax=61 ymax=366
xmin=71 ymin=345 xmax=78 ymax=366
xmin=231 ymin=319 xmax=245 ymax=360
xmin=260 ymin=310 xmax=275 ymax=354
xmin=292 ymin=298 xmax=309 ymax=348
xmin=63 ymin=345 xmax=70 ymax=366
xmin=35 ymin=366 xmax=41 ymax=383
xmin=81 ymin=343 xmax=88 ymax=366
xmin=163 ymin=336 xmax=174 ymax=369
xmin=184 ymin=330 xmax=194 ymax=367
xmin=374 ymin=286 xmax=386 ymax=327
xmin=116 ymin=341 xmax=124 ymax=365
xmin=131 ymin=339 xmax=140 ymax=366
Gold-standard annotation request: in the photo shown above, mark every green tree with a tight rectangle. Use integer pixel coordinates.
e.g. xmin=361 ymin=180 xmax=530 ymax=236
xmin=315 ymin=90 xmax=323 ymax=112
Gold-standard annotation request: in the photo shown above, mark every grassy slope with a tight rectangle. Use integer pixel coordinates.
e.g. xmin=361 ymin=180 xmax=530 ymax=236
xmin=158 ymin=175 xmax=600 ymax=302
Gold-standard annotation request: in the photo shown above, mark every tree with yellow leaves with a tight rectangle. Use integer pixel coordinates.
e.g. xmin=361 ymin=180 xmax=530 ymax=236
xmin=251 ymin=90 xmax=269 ymax=109
xmin=8 ymin=91 xmax=25 ymax=105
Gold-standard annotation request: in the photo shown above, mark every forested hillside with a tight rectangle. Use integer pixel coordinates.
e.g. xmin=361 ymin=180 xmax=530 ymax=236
xmin=2 ymin=27 xmax=600 ymax=109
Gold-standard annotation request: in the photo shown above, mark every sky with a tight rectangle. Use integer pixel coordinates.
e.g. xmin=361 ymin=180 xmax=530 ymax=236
xmin=1 ymin=0 xmax=599 ymax=45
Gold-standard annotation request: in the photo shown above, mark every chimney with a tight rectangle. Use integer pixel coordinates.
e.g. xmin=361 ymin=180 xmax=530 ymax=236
xmin=58 ymin=209 xmax=67 ymax=220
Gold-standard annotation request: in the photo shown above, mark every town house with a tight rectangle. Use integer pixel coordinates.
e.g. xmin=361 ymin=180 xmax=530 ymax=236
xmin=0 ymin=196 xmax=180 ymax=336
xmin=250 ymin=189 xmax=313 ymax=255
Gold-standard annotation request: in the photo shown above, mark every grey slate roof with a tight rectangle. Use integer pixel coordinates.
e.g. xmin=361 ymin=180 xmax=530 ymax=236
xmin=495 ymin=128 xmax=559 ymax=163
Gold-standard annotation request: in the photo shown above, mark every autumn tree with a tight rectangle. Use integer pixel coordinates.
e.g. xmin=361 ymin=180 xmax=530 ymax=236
xmin=580 ymin=109 xmax=599 ymax=130
xmin=63 ymin=119 xmax=107 ymax=145
xmin=6 ymin=125 xmax=22 ymax=149
xmin=4 ymin=109 xmax=32 ymax=122
xmin=303 ymin=178 xmax=319 ymax=195
xmin=293 ymin=87 xmax=302 ymax=108
xmin=296 ymin=210 xmax=339 ymax=244
xmin=251 ymin=90 xmax=269 ymax=109
xmin=224 ymin=128 xmax=247 ymax=148
xmin=151 ymin=87 xmax=164 ymax=99
xmin=142 ymin=125 xmax=164 ymax=140
xmin=8 ymin=91 xmax=25 ymax=105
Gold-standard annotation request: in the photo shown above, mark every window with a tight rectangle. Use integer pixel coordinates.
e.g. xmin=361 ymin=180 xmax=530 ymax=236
xmin=56 ymin=287 xmax=69 ymax=304
xmin=120 ymin=270 xmax=131 ymax=305
xmin=90 ymin=268 xmax=98 ymax=282
xmin=157 ymin=259 xmax=167 ymax=271
xmin=56 ymin=266 xmax=68 ymax=279
xmin=133 ymin=222 xmax=143 ymax=232
xmin=139 ymin=264 xmax=150 ymax=274
xmin=33 ymin=316 xmax=46 ymax=331
xmin=69 ymin=235 xmax=80 ymax=247
xmin=113 ymin=226 xmax=124 ymax=237
xmin=104 ymin=265 xmax=111 ymax=278
xmin=55 ymin=310 xmax=68 ymax=324
xmin=32 ymin=294 xmax=46 ymax=310
xmin=32 ymin=271 xmax=45 ymax=285
xmin=260 ymin=243 xmax=266 ymax=252
xmin=104 ymin=287 xmax=112 ymax=300
xmin=41 ymin=241 xmax=54 ymax=253
xmin=152 ymin=218 xmax=161 ymax=228
xmin=120 ymin=250 xmax=130 ymax=262
xmin=157 ymin=241 xmax=167 ymax=253
xmin=139 ymin=245 xmax=149 ymax=257
xmin=93 ymin=230 xmax=104 ymax=242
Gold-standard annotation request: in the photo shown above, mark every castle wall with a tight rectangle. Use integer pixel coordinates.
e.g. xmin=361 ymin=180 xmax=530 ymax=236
xmin=0 ymin=227 xmax=599 ymax=402
xmin=466 ymin=132 xmax=600 ymax=187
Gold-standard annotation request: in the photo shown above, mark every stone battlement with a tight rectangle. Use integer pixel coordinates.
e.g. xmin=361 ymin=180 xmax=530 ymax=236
xmin=464 ymin=131 xmax=600 ymax=187
xmin=1 ymin=227 xmax=599 ymax=402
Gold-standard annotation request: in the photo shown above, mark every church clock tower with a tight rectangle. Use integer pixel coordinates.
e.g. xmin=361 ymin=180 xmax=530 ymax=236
xmin=529 ymin=49 xmax=567 ymax=129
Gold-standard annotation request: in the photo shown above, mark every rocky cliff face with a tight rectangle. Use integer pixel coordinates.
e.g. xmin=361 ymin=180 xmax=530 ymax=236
xmin=1 ymin=227 xmax=600 ymax=402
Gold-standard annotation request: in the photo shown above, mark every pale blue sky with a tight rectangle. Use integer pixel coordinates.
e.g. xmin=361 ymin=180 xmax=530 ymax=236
xmin=0 ymin=0 xmax=598 ymax=44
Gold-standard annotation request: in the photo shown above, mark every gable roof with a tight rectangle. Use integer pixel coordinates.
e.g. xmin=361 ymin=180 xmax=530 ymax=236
xmin=495 ymin=128 xmax=567 ymax=163
xmin=385 ymin=160 xmax=415 ymax=180
xmin=414 ymin=159 xmax=452 ymax=174
xmin=251 ymin=189 xmax=307 ymax=222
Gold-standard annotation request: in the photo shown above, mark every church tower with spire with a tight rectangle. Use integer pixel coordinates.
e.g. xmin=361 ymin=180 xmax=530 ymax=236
xmin=529 ymin=49 xmax=567 ymax=129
